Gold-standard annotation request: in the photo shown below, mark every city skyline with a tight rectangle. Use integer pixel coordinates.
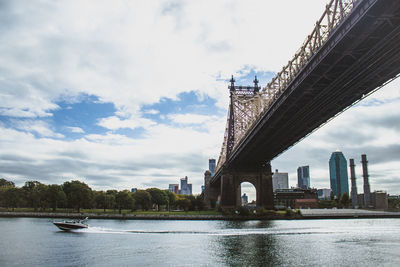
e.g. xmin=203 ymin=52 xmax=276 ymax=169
xmin=0 ymin=0 xmax=399 ymax=195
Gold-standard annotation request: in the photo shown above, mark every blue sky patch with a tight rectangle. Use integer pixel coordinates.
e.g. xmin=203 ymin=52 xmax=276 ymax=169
xmin=141 ymin=91 xmax=223 ymax=124
xmin=233 ymin=66 xmax=276 ymax=87
xmin=50 ymin=94 xmax=116 ymax=139
xmin=0 ymin=69 xmax=277 ymax=140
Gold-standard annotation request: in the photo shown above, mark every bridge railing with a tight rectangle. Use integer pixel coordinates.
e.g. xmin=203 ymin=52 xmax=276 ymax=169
xmin=216 ymin=0 xmax=359 ymax=173
xmin=262 ymin=0 xmax=357 ymax=98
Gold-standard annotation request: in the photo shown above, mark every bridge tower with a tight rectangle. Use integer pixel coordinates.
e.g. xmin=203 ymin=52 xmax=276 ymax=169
xmin=205 ymin=76 xmax=274 ymax=209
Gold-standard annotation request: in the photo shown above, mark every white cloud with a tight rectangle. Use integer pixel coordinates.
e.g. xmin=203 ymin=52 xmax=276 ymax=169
xmin=168 ymin=113 xmax=217 ymax=125
xmin=97 ymin=116 xmax=156 ymax=131
xmin=67 ymin=126 xmax=84 ymax=133
xmin=144 ymin=109 xmax=160 ymax=115
xmin=12 ymin=120 xmax=64 ymax=138
xmin=0 ymin=0 xmax=327 ymax=117
xmin=0 ymin=115 xmax=226 ymax=192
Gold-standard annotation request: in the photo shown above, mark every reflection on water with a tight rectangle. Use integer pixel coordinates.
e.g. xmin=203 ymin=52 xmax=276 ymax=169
xmin=215 ymin=221 xmax=279 ymax=266
xmin=1 ymin=218 xmax=400 ymax=266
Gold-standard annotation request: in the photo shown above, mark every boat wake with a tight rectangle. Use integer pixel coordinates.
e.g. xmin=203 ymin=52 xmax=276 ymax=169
xmin=78 ymin=226 xmax=334 ymax=236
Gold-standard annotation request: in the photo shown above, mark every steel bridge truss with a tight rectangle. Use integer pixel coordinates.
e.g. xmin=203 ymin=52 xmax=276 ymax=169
xmin=216 ymin=0 xmax=358 ymax=172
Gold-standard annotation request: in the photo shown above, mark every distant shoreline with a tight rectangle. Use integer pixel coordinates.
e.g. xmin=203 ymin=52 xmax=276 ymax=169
xmin=1 ymin=210 xmax=399 ymax=220
xmin=0 ymin=211 xmax=289 ymax=221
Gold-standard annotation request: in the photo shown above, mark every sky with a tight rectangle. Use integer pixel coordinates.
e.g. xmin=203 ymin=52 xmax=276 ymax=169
xmin=1 ymin=0 xmax=399 ymax=199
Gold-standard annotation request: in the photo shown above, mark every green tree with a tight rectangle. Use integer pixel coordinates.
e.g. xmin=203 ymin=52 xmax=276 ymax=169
xmin=0 ymin=180 xmax=15 ymax=207
xmin=0 ymin=178 xmax=15 ymax=187
xmin=164 ymin=190 xmax=176 ymax=211
xmin=1 ymin=185 xmax=22 ymax=210
xmin=194 ymin=195 xmax=206 ymax=211
xmin=93 ymin=191 xmax=107 ymax=211
xmin=132 ymin=190 xmax=152 ymax=210
xmin=0 ymin=186 xmax=5 ymax=206
xmin=106 ymin=190 xmax=117 ymax=210
xmin=63 ymin=180 xmax=93 ymax=212
xmin=330 ymin=191 xmax=335 ymax=201
xmin=388 ymin=198 xmax=400 ymax=210
xmin=175 ymin=196 xmax=191 ymax=211
xmin=146 ymin=188 xmax=168 ymax=211
xmin=319 ymin=199 xmax=335 ymax=209
xmin=186 ymin=195 xmax=196 ymax=211
xmin=340 ymin=192 xmax=350 ymax=208
xmin=115 ymin=190 xmax=135 ymax=213
xmin=22 ymin=181 xmax=47 ymax=211
xmin=47 ymin=184 xmax=66 ymax=211
xmin=336 ymin=192 xmax=342 ymax=207
xmin=3 ymin=187 xmax=23 ymax=211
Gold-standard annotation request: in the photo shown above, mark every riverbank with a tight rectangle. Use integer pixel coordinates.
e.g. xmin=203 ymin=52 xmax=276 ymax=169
xmin=300 ymin=208 xmax=400 ymax=219
xmin=0 ymin=211 xmax=298 ymax=220
xmin=1 ymin=209 xmax=399 ymax=220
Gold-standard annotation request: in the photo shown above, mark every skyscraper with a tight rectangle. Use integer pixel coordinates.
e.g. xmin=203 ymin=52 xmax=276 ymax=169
xmin=209 ymin=159 xmax=216 ymax=176
xmin=180 ymin=176 xmax=192 ymax=195
xmin=168 ymin=184 xmax=179 ymax=194
xmin=329 ymin=151 xmax=349 ymax=197
xmin=272 ymin=169 xmax=289 ymax=192
xmin=241 ymin=193 xmax=248 ymax=205
xmin=297 ymin=166 xmax=310 ymax=189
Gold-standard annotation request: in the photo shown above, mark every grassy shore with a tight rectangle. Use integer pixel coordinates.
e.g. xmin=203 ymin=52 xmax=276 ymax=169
xmin=0 ymin=207 xmax=297 ymax=220
xmin=0 ymin=207 xmax=221 ymax=215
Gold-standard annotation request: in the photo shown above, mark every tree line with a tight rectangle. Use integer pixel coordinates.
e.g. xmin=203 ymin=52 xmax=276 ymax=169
xmin=0 ymin=178 xmax=205 ymax=213
xmin=318 ymin=191 xmax=351 ymax=208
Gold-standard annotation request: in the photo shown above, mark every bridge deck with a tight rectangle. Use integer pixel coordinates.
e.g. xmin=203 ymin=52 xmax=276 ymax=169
xmin=226 ymin=0 xmax=400 ymax=171
xmin=213 ymin=0 xmax=400 ymax=182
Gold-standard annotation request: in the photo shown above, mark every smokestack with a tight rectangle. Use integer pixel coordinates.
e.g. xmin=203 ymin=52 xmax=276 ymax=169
xmin=361 ymin=154 xmax=371 ymax=207
xmin=349 ymin=159 xmax=358 ymax=208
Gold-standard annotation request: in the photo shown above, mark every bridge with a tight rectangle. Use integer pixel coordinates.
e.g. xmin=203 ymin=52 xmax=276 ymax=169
xmin=203 ymin=0 xmax=400 ymax=209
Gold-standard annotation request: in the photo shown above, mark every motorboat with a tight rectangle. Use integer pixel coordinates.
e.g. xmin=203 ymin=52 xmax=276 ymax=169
xmin=53 ymin=217 xmax=88 ymax=231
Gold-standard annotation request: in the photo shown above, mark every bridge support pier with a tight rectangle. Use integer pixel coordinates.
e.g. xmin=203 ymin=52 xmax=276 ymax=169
xmin=257 ymin=163 xmax=274 ymax=209
xmin=218 ymin=162 xmax=274 ymax=209
xmin=203 ymin=170 xmax=220 ymax=208
xmin=220 ymin=173 xmax=236 ymax=209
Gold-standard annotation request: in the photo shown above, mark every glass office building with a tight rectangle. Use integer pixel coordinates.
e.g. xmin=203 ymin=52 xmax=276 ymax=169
xmin=297 ymin=166 xmax=310 ymax=189
xmin=329 ymin=151 xmax=349 ymax=197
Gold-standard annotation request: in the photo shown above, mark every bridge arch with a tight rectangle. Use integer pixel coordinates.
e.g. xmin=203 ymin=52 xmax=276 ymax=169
xmin=238 ymin=181 xmax=257 ymax=206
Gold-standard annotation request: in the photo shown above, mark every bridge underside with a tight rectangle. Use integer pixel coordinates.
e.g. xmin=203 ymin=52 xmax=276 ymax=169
xmin=230 ymin=0 xmax=400 ymax=169
xmin=209 ymin=0 xmax=400 ymax=208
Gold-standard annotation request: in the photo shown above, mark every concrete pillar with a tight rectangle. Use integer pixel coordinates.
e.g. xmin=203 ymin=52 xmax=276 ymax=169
xmin=203 ymin=170 xmax=211 ymax=207
xmin=220 ymin=172 xmax=236 ymax=208
xmin=258 ymin=162 xmax=274 ymax=209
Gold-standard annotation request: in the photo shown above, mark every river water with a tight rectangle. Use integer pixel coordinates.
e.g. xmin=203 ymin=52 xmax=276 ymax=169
xmin=0 ymin=217 xmax=399 ymax=266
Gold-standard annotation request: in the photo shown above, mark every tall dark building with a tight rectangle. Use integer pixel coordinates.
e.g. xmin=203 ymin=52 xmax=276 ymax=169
xmin=349 ymin=159 xmax=358 ymax=208
xmin=329 ymin=151 xmax=349 ymax=197
xmin=209 ymin=159 xmax=216 ymax=176
xmin=297 ymin=166 xmax=310 ymax=189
